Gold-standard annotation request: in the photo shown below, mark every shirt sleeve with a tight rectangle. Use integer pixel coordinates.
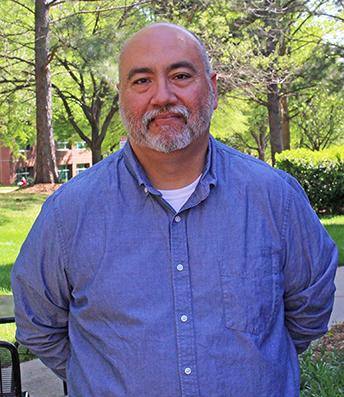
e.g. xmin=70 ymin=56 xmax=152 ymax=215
xmin=11 ymin=196 xmax=70 ymax=380
xmin=282 ymin=178 xmax=338 ymax=354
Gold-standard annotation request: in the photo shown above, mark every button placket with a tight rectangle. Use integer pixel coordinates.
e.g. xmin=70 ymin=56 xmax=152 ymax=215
xmin=170 ymin=214 xmax=200 ymax=396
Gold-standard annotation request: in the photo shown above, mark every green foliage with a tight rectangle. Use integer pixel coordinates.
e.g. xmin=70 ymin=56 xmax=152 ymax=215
xmin=276 ymin=147 xmax=344 ymax=214
xmin=300 ymin=347 xmax=344 ymax=396
xmin=290 ymin=80 xmax=344 ymax=151
xmin=1 ymin=0 xmax=343 ymax=162
xmin=0 ymin=0 xmax=36 ymax=155
xmin=0 ymin=94 xmax=36 ymax=157
xmin=210 ymin=95 xmax=249 ymax=141
xmin=48 ymin=1 xmax=150 ymax=158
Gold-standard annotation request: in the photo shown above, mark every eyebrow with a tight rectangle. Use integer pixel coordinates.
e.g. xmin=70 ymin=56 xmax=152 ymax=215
xmin=167 ymin=61 xmax=197 ymax=74
xmin=127 ymin=67 xmax=153 ymax=81
xmin=127 ymin=61 xmax=197 ymax=81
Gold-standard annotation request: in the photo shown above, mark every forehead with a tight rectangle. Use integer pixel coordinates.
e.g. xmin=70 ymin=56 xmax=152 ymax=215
xmin=119 ymin=26 xmax=204 ymax=80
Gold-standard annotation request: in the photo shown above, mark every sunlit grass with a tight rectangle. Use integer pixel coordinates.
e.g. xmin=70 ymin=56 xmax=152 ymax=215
xmin=0 ymin=193 xmax=46 ymax=294
xmin=321 ymin=215 xmax=344 ymax=266
xmin=0 ymin=186 xmax=17 ymax=191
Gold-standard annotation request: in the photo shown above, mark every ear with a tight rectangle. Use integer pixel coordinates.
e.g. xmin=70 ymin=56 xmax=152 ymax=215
xmin=210 ymin=72 xmax=218 ymax=110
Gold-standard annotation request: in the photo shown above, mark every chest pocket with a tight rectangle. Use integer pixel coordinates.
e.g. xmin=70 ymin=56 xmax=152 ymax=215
xmin=219 ymin=250 xmax=281 ymax=336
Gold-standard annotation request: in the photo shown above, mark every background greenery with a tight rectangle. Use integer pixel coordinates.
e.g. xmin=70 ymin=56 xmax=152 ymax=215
xmin=0 ymin=1 xmax=343 ymax=162
xmin=276 ymin=146 xmax=344 ymax=214
xmin=300 ymin=347 xmax=344 ymax=397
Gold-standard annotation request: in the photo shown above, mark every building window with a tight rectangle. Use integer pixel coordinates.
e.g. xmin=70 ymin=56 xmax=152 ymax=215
xmin=75 ymin=142 xmax=87 ymax=150
xmin=76 ymin=163 xmax=89 ymax=175
xmin=56 ymin=142 xmax=71 ymax=150
xmin=58 ymin=165 xmax=71 ymax=182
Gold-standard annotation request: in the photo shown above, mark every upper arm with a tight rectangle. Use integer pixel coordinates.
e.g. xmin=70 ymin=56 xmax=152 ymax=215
xmin=282 ymin=179 xmax=337 ymax=351
xmin=11 ymin=196 xmax=70 ymax=376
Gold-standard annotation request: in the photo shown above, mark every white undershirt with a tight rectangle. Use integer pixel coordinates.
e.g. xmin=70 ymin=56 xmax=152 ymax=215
xmin=158 ymin=174 xmax=202 ymax=213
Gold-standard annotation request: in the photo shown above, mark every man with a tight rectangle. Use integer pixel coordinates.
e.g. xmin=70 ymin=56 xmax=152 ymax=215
xmin=12 ymin=23 xmax=337 ymax=396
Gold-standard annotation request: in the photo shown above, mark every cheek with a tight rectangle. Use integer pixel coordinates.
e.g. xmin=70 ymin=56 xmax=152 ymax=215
xmin=179 ymin=86 xmax=208 ymax=111
xmin=123 ymin=95 xmax=148 ymax=119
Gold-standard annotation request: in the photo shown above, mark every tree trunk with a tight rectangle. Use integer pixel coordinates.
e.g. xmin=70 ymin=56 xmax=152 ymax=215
xmin=280 ymin=95 xmax=290 ymax=150
xmin=257 ymin=146 xmax=265 ymax=162
xmin=34 ymin=0 xmax=58 ymax=183
xmin=267 ymin=83 xmax=283 ymax=166
xmin=91 ymin=144 xmax=102 ymax=165
xmin=257 ymin=129 xmax=266 ymax=162
xmin=251 ymin=130 xmax=266 ymax=162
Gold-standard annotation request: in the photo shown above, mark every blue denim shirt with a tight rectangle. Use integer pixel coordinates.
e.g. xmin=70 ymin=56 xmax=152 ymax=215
xmin=12 ymin=136 xmax=337 ymax=397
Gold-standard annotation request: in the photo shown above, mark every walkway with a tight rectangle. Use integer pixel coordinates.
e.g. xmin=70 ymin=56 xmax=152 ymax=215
xmin=330 ymin=265 xmax=344 ymax=326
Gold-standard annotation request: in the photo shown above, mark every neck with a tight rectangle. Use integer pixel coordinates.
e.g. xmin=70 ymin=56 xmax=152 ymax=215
xmin=130 ymin=134 xmax=209 ymax=190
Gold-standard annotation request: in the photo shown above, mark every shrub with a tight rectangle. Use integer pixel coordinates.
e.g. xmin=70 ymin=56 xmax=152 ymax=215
xmin=276 ymin=147 xmax=344 ymax=214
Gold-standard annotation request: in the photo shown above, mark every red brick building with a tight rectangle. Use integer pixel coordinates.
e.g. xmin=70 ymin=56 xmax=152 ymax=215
xmin=0 ymin=142 xmax=92 ymax=185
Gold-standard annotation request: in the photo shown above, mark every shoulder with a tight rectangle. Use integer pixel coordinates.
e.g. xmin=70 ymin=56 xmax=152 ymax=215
xmin=213 ymin=138 xmax=306 ymax=199
xmin=51 ymin=150 xmax=123 ymax=204
xmin=41 ymin=149 xmax=126 ymax=224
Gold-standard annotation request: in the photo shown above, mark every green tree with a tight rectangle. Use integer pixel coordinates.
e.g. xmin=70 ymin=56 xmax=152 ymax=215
xmin=0 ymin=0 xmax=36 ymax=155
xmin=0 ymin=1 xmax=149 ymax=172
xmin=50 ymin=0 xmax=148 ymax=164
xmin=146 ymin=0 xmax=342 ymax=162
xmin=294 ymin=89 xmax=344 ymax=150
xmin=210 ymin=0 xmax=341 ymax=163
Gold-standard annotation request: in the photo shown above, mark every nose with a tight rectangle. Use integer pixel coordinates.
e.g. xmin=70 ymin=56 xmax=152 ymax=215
xmin=150 ymin=77 xmax=178 ymax=107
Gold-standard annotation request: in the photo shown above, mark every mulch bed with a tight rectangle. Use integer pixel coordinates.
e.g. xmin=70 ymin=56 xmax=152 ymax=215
xmin=317 ymin=322 xmax=344 ymax=353
xmin=19 ymin=183 xmax=62 ymax=194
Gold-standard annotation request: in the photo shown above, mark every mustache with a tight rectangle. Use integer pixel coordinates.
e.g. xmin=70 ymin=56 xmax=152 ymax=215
xmin=142 ymin=105 xmax=189 ymax=128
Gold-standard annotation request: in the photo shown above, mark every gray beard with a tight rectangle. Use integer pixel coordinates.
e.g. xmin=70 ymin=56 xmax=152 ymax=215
xmin=120 ymin=90 xmax=215 ymax=153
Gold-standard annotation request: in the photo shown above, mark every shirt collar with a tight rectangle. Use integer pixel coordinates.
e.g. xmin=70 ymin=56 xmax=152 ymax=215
xmin=122 ymin=135 xmax=218 ymax=194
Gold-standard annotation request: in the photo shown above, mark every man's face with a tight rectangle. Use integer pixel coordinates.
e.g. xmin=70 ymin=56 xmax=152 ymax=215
xmin=118 ymin=26 xmax=217 ymax=153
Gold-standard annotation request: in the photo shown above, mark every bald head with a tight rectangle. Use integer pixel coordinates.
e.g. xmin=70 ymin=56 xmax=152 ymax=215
xmin=118 ymin=23 xmax=212 ymax=84
xmin=117 ymin=22 xmax=218 ymax=154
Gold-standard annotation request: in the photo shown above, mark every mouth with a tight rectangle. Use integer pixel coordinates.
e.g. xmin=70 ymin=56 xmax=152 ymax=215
xmin=142 ymin=106 xmax=189 ymax=129
xmin=151 ymin=113 xmax=185 ymax=123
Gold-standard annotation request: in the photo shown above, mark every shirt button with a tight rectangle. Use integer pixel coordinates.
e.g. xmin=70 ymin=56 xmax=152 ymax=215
xmin=181 ymin=315 xmax=188 ymax=322
xmin=144 ymin=187 xmax=148 ymax=194
xmin=174 ymin=215 xmax=181 ymax=223
xmin=177 ymin=264 xmax=184 ymax=271
xmin=184 ymin=367 xmax=192 ymax=375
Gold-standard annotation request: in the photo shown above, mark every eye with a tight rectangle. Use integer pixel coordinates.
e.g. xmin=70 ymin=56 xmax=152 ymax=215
xmin=173 ymin=73 xmax=191 ymax=80
xmin=132 ymin=77 xmax=150 ymax=85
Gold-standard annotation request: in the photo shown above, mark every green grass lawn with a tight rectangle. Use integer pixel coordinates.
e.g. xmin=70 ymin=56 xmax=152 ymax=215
xmin=321 ymin=215 xmax=344 ymax=266
xmin=0 ymin=186 xmax=18 ymax=192
xmin=0 ymin=192 xmax=47 ymax=361
xmin=0 ymin=193 xmax=47 ymax=294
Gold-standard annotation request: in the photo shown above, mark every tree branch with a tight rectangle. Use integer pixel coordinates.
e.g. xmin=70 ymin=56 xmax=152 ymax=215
xmin=53 ymin=84 xmax=92 ymax=146
xmin=10 ymin=0 xmax=34 ymax=14
xmin=50 ymin=1 xmax=151 ymax=23
xmin=100 ymin=94 xmax=119 ymax=142
xmin=0 ymin=53 xmax=35 ymax=67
